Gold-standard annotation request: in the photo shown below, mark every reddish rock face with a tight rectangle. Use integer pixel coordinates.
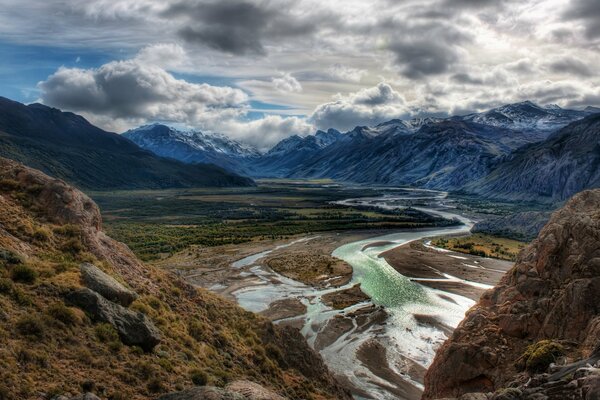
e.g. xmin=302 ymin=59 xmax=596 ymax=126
xmin=423 ymin=189 xmax=600 ymax=399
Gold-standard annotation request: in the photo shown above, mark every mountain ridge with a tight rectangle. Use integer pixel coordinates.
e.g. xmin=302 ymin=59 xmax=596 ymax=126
xmin=0 ymin=97 xmax=254 ymax=190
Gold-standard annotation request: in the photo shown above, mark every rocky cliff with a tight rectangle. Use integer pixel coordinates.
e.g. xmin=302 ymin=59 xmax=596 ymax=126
xmin=423 ymin=189 xmax=600 ymax=399
xmin=0 ymin=157 xmax=349 ymax=400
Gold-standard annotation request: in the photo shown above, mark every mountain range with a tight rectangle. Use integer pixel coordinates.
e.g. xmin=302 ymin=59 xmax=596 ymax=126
xmin=0 ymin=97 xmax=253 ymax=190
xmin=124 ymin=100 xmax=599 ymax=203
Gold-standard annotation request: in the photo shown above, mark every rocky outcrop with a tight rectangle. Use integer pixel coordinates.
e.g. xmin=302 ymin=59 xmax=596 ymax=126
xmin=66 ymin=288 xmax=161 ymax=351
xmin=80 ymin=263 xmax=138 ymax=306
xmin=158 ymin=381 xmax=287 ymax=400
xmin=423 ymin=189 xmax=600 ymax=399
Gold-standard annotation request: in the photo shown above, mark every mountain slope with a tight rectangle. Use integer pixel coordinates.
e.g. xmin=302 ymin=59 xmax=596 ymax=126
xmin=0 ymin=97 xmax=253 ymax=189
xmin=423 ymin=189 xmax=600 ymax=399
xmin=123 ymin=124 xmax=260 ymax=175
xmin=287 ymin=121 xmax=519 ymax=190
xmin=468 ymin=113 xmax=600 ymax=203
xmin=0 ymin=156 xmax=349 ymax=399
xmin=249 ymin=101 xmax=592 ymax=193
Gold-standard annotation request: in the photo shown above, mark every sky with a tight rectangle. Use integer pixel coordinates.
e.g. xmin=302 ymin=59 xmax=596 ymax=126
xmin=0 ymin=0 xmax=599 ymax=149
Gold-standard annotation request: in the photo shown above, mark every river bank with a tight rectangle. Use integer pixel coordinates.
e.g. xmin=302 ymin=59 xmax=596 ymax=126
xmin=155 ymin=190 xmax=515 ymax=399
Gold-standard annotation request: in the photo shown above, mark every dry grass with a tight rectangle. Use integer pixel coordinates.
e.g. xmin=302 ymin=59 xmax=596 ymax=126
xmin=432 ymin=233 xmax=527 ymax=261
xmin=0 ymin=171 xmax=344 ymax=400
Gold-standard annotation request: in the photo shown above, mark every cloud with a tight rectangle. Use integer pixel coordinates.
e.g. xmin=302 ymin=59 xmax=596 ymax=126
xmin=385 ymin=22 xmax=471 ymax=79
xmin=563 ymin=0 xmax=600 ymax=39
xmin=548 ymin=57 xmax=593 ymax=77
xmin=163 ymin=0 xmax=319 ymax=55
xmin=220 ymin=115 xmax=313 ymax=150
xmin=134 ymin=43 xmax=189 ymax=70
xmin=309 ymin=83 xmax=412 ymax=130
xmin=327 ymin=64 xmax=366 ymax=82
xmin=272 ymin=73 xmax=302 ymax=93
xmin=38 ymin=60 xmax=248 ymax=122
xmin=37 ymin=50 xmax=315 ymax=149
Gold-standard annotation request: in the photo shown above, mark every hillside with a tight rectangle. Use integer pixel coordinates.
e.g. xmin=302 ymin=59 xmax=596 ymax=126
xmin=0 ymin=157 xmax=349 ymax=400
xmin=0 ymin=97 xmax=253 ymax=190
xmin=423 ymin=189 xmax=600 ymax=399
xmin=469 ymin=113 xmax=600 ymax=203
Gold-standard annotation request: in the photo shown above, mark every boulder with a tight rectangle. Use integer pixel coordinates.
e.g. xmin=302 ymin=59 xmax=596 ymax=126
xmin=66 ymin=288 xmax=160 ymax=351
xmin=157 ymin=382 xmax=287 ymax=400
xmin=80 ymin=262 xmax=138 ymax=306
xmin=226 ymin=380 xmax=286 ymax=399
xmin=158 ymin=387 xmax=245 ymax=400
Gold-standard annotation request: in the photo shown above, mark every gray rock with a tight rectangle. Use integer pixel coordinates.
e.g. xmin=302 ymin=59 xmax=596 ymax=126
xmin=80 ymin=263 xmax=138 ymax=306
xmin=66 ymin=288 xmax=160 ymax=351
xmin=71 ymin=394 xmax=101 ymax=400
xmin=158 ymin=387 xmax=244 ymax=400
xmin=52 ymin=394 xmax=100 ymax=400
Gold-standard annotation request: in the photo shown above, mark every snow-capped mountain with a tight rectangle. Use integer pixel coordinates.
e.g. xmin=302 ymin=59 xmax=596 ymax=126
xmin=457 ymin=101 xmax=588 ymax=138
xmin=123 ymin=124 xmax=260 ymax=174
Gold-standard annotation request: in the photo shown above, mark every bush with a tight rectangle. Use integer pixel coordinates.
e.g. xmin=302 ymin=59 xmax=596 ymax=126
xmin=62 ymin=238 xmax=83 ymax=254
xmin=147 ymin=378 xmax=164 ymax=393
xmin=16 ymin=316 xmax=45 ymax=339
xmin=190 ymin=369 xmax=208 ymax=386
xmin=0 ymin=249 xmax=22 ymax=265
xmin=188 ymin=320 xmax=206 ymax=342
xmin=0 ymin=178 xmax=19 ymax=191
xmin=517 ymin=340 xmax=565 ymax=373
xmin=95 ymin=323 xmax=120 ymax=343
xmin=47 ymin=303 xmax=78 ymax=325
xmin=0 ymin=279 xmax=13 ymax=294
xmin=32 ymin=227 xmax=52 ymax=242
xmin=10 ymin=264 xmax=37 ymax=284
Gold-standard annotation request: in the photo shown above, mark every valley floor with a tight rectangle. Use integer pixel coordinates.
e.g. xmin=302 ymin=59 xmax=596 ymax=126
xmin=154 ymin=228 xmax=513 ymax=399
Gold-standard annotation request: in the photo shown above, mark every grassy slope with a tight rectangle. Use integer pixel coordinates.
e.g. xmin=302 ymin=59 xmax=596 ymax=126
xmin=0 ymin=166 xmax=347 ymax=400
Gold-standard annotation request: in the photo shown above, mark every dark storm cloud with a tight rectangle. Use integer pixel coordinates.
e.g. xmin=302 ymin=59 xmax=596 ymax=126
xmin=549 ymin=57 xmax=593 ymax=77
xmin=163 ymin=0 xmax=319 ymax=55
xmin=563 ymin=0 xmax=600 ymax=39
xmin=451 ymin=73 xmax=484 ymax=85
xmin=386 ymin=23 xmax=471 ymax=79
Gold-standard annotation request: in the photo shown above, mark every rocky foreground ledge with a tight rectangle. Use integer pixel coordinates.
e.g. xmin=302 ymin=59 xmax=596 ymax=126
xmin=0 ymin=156 xmax=350 ymax=399
xmin=423 ymin=189 xmax=600 ymax=400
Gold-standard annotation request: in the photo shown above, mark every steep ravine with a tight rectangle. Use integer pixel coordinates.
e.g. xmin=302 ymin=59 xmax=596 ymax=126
xmin=423 ymin=189 xmax=600 ymax=399
xmin=0 ymin=157 xmax=350 ymax=400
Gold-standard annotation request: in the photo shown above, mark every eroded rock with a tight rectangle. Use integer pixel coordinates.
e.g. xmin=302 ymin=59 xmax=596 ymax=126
xmin=80 ymin=262 xmax=138 ymax=306
xmin=423 ymin=189 xmax=600 ymax=399
xmin=66 ymin=288 xmax=160 ymax=351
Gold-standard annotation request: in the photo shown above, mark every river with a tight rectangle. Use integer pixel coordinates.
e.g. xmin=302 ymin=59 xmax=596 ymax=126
xmin=230 ymin=189 xmax=482 ymax=399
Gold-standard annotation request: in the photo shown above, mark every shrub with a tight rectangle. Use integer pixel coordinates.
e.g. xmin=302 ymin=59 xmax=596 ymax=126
xmin=0 ymin=178 xmax=19 ymax=191
xmin=62 ymin=238 xmax=83 ymax=254
xmin=0 ymin=279 xmax=13 ymax=294
xmin=517 ymin=340 xmax=565 ymax=373
xmin=10 ymin=264 xmax=37 ymax=284
xmin=146 ymin=378 xmax=164 ymax=393
xmin=188 ymin=320 xmax=206 ymax=342
xmin=11 ymin=288 xmax=33 ymax=306
xmin=0 ymin=249 xmax=22 ymax=265
xmin=95 ymin=323 xmax=120 ymax=343
xmin=47 ymin=303 xmax=78 ymax=325
xmin=32 ymin=227 xmax=52 ymax=242
xmin=53 ymin=224 xmax=81 ymax=238
xmin=16 ymin=316 xmax=45 ymax=339
xmin=190 ymin=369 xmax=208 ymax=386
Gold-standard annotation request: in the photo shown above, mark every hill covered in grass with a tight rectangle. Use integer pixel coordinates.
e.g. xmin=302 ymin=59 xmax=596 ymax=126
xmin=0 ymin=157 xmax=348 ymax=400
